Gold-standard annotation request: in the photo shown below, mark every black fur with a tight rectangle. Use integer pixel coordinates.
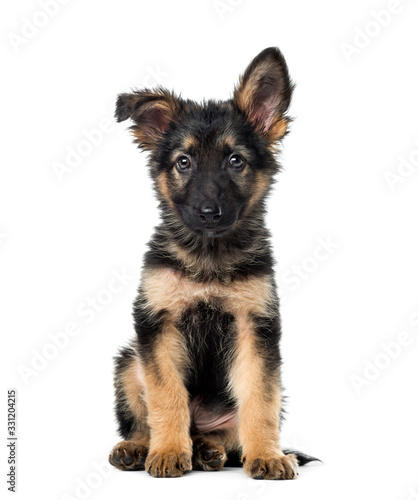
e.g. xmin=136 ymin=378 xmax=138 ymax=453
xmin=177 ymin=301 xmax=236 ymax=410
xmin=113 ymin=344 xmax=140 ymax=438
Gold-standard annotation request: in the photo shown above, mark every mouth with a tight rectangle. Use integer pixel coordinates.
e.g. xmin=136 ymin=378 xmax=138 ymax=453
xmin=199 ymin=227 xmax=230 ymax=237
xmin=193 ymin=220 xmax=238 ymax=238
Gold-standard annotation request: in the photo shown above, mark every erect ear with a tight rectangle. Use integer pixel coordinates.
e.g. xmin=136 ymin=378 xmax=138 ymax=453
xmin=233 ymin=47 xmax=293 ymax=144
xmin=115 ymin=88 xmax=181 ymax=150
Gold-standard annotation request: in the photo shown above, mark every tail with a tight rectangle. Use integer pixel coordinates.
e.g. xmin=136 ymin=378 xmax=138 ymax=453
xmin=225 ymin=449 xmax=321 ymax=467
xmin=282 ymin=449 xmax=322 ymax=466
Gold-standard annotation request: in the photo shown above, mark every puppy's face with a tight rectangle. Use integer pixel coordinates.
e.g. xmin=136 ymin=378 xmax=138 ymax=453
xmin=155 ymin=106 xmax=275 ymax=237
xmin=116 ymin=48 xmax=293 ymax=237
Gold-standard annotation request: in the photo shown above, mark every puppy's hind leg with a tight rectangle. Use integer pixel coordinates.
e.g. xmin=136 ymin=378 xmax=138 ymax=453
xmin=109 ymin=345 xmax=150 ymax=471
xmin=192 ymin=436 xmax=227 ymax=471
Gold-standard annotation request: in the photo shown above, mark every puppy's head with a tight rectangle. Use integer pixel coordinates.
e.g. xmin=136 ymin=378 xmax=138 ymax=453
xmin=116 ymin=47 xmax=293 ymax=237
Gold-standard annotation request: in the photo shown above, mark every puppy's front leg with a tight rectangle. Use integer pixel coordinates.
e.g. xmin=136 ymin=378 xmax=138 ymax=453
xmin=142 ymin=321 xmax=192 ymax=478
xmin=230 ymin=315 xmax=298 ymax=480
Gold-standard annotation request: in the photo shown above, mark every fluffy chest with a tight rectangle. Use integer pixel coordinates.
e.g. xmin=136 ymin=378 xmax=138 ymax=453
xmin=142 ymin=267 xmax=273 ymax=322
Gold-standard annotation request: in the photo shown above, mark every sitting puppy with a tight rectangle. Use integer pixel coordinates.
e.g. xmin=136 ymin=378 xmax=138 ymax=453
xmin=109 ymin=47 xmax=317 ymax=479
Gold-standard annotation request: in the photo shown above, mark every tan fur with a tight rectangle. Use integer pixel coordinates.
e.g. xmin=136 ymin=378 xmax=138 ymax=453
xmin=218 ymin=131 xmax=236 ymax=149
xmin=181 ymin=134 xmax=198 ymax=152
xmin=142 ymin=267 xmax=273 ymax=320
xmin=268 ymin=118 xmax=288 ymax=143
xmin=157 ymin=171 xmax=170 ymax=199
xmin=244 ymin=171 xmax=270 ymax=215
xmin=217 ymin=130 xmax=240 ymax=151
xmin=167 ymin=136 xmax=198 ymax=168
xmin=156 ymin=171 xmax=178 ymax=211
xmin=143 ymin=323 xmax=192 ymax=457
xmin=234 ymin=63 xmax=267 ymax=117
xmin=119 ymin=357 xmax=148 ymax=425
xmin=228 ymin=313 xmax=282 ymax=460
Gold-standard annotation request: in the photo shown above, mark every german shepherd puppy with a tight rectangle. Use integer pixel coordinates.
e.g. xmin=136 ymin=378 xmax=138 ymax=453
xmin=109 ymin=47 xmax=318 ymax=479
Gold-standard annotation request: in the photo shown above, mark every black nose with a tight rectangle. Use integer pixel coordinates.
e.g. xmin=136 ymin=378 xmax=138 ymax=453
xmin=198 ymin=205 xmax=222 ymax=223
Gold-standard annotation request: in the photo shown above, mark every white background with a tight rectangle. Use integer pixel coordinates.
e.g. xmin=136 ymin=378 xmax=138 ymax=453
xmin=2 ymin=0 xmax=418 ymax=499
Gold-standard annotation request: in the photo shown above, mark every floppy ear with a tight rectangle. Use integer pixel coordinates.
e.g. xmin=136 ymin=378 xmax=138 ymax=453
xmin=233 ymin=47 xmax=293 ymax=143
xmin=115 ymin=88 xmax=181 ymax=150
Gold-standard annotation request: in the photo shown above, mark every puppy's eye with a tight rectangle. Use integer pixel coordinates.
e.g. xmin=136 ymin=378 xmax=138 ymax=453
xmin=229 ymin=154 xmax=245 ymax=170
xmin=175 ymin=155 xmax=191 ymax=172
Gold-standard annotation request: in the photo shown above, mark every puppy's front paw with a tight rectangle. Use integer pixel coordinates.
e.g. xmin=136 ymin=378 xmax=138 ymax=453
xmin=145 ymin=450 xmax=192 ymax=478
xmin=243 ymin=453 xmax=298 ymax=480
